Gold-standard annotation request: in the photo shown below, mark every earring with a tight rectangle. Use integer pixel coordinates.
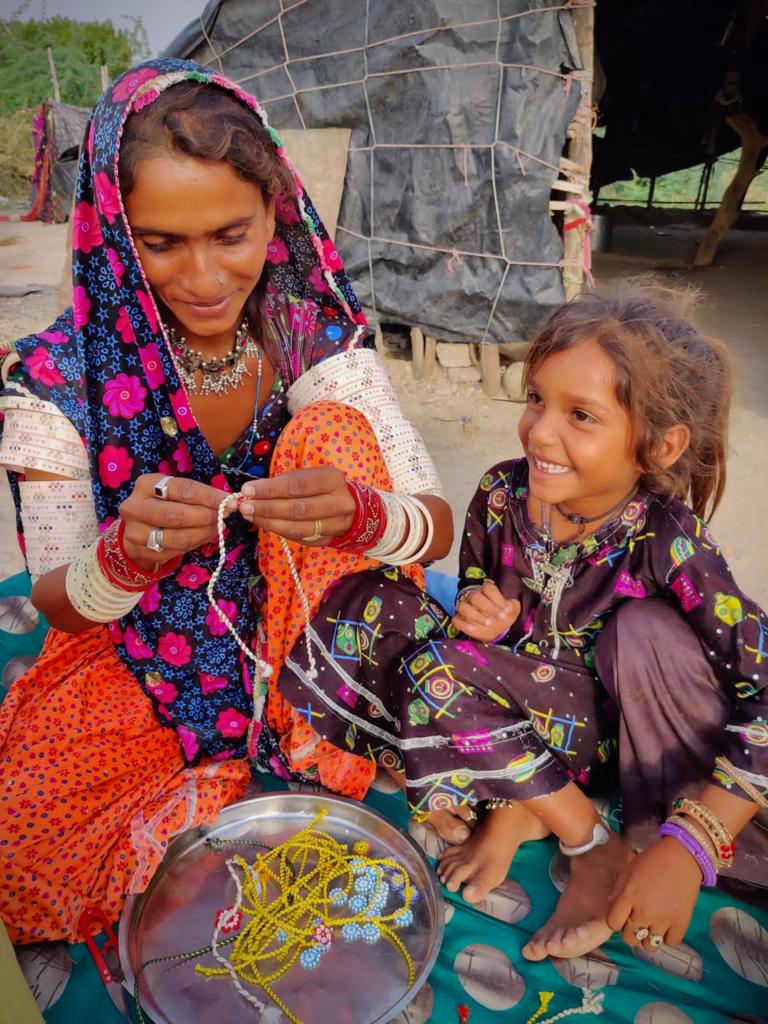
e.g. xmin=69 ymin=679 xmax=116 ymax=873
xmin=215 ymin=272 xmax=225 ymax=285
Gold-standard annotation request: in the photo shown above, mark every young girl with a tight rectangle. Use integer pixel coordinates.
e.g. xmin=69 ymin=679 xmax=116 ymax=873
xmin=273 ymin=283 xmax=767 ymax=961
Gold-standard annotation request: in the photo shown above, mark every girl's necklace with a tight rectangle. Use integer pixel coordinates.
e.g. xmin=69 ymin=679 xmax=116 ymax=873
xmin=167 ymin=317 xmax=259 ymax=396
xmin=554 ymin=484 xmax=638 ymax=537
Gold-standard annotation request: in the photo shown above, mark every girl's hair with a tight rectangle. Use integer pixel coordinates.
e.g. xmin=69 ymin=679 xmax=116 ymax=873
xmin=523 ymin=281 xmax=732 ymax=521
xmin=118 ymin=81 xmax=295 ymax=201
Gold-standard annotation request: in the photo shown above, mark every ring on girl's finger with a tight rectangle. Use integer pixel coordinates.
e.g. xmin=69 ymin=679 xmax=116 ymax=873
xmin=648 ymin=933 xmax=664 ymax=949
xmin=302 ymin=519 xmax=323 ymax=543
xmin=146 ymin=527 xmax=165 ymax=552
xmin=627 ymin=919 xmax=650 ymax=941
xmin=153 ymin=475 xmax=173 ymax=500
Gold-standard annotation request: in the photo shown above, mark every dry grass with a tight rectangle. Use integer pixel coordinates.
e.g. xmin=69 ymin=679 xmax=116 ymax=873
xmin=0 ymin=109 xmax=34 ymax=200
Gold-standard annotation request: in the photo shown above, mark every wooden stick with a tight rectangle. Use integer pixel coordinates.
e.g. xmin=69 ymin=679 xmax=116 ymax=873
xmin=100 ymin=64 xmax=110 ymax=92
xmin=46 ymin=46 xmax=61 ymax=102
xmin=693 ymin=113 xmax=768 ymax=268
xmin=562 ymin=4 xmax=594 ymax=300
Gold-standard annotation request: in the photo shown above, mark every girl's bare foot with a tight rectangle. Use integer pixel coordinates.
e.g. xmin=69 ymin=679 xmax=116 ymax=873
xmin=438 ymin=802 xmax=550 ymax=903
xmin=522 ymin=830 xmax=635 ymax=961
xmin=381 ymin=767 xmax=476 ymax=843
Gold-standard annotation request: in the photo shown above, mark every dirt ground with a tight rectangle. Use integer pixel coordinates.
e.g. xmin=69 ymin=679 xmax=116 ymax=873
xmin=1 ymin=217 xmax=766 ymax=606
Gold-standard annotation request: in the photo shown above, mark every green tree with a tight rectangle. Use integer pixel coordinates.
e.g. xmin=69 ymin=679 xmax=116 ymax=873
xmin=0 ymin=14 xmax=149 ymax=116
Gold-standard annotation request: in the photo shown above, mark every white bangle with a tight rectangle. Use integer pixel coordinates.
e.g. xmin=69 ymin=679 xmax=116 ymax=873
xmin=367 ymin=490 xmax=406 ymax=560
xmin=368 ymin=492 xmax=435 ymax=566
xmin=65 ymin=538 xmax=143 ymax=623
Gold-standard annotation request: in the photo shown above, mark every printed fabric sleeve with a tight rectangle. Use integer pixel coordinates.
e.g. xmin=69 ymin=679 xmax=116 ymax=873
xmin=286 ymin=346 xmax=443 ymax=496
xmin=651 ymin=504 xmax=768 ymax=797
xmin=456 ymin=467 xmax=498 ymax=603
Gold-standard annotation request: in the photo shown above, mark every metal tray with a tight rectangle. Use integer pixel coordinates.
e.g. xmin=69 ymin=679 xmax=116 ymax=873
xmin=120 ymin=792 xmax=444 ymax=1024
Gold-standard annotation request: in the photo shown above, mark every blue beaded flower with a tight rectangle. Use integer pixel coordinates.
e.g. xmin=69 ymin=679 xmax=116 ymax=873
xmin=342 ymin=922 xmax=362 ymax=942
xmin=362 ymin=923 xmax=381 ymax=944
xmin=276 ymin=928 xmax=288 ymax=944
xmin=300 ymin=947 xmax=322 ymax=970
xmin=328 ymin=887 xmax=346 ymax=905
xmin=394 ymin=909 xmax=414 ymax=928
xmin=348 ymin=894 xmax=367 ymax=913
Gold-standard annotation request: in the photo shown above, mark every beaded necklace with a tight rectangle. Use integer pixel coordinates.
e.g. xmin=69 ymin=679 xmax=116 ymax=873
xmin=133 ymin=808 xmax=418 ymax=1024
xmin=220 ymin=347 xmax=265 ymax=482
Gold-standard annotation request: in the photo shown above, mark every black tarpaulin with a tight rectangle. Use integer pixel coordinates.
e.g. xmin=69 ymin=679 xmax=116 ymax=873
xmin=163 ymin=0 xmax=583 ymax=344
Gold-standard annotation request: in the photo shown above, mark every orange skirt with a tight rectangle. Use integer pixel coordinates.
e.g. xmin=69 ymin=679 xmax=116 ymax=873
xmin=0 ymin=625 xmax=250 ymax=943
xmin=0 ymin=400 xmax=424 ymax=943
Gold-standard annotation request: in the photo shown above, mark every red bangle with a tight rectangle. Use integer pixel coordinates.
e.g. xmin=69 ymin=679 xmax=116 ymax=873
xmin=97 ymin=519 xmax=181 ymax=592
xmin=332 ymin=481 xmax=387 ymax=553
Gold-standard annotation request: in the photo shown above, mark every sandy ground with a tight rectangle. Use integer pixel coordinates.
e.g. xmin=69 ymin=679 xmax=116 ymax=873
xmin=1 ymin=217 xmax=766 ymax=606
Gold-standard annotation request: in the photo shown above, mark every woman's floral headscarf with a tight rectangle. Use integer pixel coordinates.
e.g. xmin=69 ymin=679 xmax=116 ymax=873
xmin=4 ymin=59 xmax=368 ymax=764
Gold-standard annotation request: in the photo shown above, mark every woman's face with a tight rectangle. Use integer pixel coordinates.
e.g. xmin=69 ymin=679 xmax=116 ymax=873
xmin=124 ymin=154 xmax=275 ymax=343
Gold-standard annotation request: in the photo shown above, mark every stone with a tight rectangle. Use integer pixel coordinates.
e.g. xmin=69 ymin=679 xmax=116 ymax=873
xmin=503 ymin=361 xmax=526 ymax=402
xmin=436 ymin=342 xmax=473 ymax=368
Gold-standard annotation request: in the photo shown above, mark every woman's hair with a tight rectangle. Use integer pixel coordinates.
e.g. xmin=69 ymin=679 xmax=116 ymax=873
xmin=118 ymin=81 xmax=295 ymax=201
xmin=523 ymin=280 xmax=732 ymax=521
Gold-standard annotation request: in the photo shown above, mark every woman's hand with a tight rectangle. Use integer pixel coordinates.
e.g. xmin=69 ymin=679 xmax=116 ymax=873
xmin=238 ymin=467 xmax=356 ymax=545
xmin=606 ymin=836 xmax=702 ymax=951
xmin=452 ymin=580 xmax=520 ymax=643
xmin=120 ymin=474 xmax=234 ymax=570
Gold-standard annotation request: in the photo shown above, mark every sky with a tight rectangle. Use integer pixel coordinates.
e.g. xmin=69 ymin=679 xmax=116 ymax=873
xmin=2 ymin=0 xmax=202 ymax=55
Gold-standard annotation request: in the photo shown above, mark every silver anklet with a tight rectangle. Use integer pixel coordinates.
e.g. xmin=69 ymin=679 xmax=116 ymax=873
xmin=559 ymin=819 xmax=610 ymax=857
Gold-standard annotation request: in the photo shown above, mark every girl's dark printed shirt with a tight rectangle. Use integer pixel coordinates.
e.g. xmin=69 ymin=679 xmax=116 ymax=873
xmin=458 ymin=459 xmax=768 ymax=790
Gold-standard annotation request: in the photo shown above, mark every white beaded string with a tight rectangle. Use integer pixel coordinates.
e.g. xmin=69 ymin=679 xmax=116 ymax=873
xmin=207 ymin=493 xmax=274 ymax=679
xmin=206 ymin=494 xmax=319 ymax=702
xmin=277 ymin=535 xmax=319 ymax=681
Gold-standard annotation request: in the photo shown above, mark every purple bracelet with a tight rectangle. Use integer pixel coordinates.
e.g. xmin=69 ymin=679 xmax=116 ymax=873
xmin=659 ymin=822 xmax=718 ymax=887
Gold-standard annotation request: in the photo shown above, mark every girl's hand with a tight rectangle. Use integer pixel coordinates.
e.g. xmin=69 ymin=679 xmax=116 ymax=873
xmin=606 ymin=836 xmax=702 ymax=951
xmin=120 ymin=474 xmax=233 ymax=571
xmin=452 ymin=580 xmax=520 ymax=643
xmin=238 ymin=467 xmax=356 ymax=545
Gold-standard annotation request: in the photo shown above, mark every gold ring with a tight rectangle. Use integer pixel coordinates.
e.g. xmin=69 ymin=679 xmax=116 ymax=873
xmin=648 ymin=933 xmax=664 ymax=949
xmin=627 ymin=918 xmax=650 ymax=941
xmin=302 ymin=519 xmax=323 ymax=543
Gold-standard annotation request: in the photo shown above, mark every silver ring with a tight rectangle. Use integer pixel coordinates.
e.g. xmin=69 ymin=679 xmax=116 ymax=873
xmin=627 ymin=919 xmax=650 ymax=941
xmin=146 ymin=527 xmax=165 ymax=553
xmin=153 ymin=475 xmax=173 ymax=501
xmin=301 ymin=519 xmax=323 ymax=543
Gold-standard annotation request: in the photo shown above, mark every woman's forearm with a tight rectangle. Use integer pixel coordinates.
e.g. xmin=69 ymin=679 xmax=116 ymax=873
xmin=31 ymin=563 xmax=100 ymax=634
xmin=414 ymin=493 xmax=454 ymax=561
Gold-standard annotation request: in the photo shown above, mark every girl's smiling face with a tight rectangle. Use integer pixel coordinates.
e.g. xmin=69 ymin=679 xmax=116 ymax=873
xmin=518 ymin=337 xmax=643 ymax=517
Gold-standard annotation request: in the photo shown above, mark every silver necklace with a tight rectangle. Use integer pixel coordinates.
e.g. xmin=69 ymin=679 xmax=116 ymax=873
xmin=166 ymin=317 xmax=259 ymax=396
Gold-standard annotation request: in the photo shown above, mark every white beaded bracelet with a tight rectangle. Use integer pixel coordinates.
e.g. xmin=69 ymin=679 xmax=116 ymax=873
xmin=65 ymin=538 xmax=144 ymax=623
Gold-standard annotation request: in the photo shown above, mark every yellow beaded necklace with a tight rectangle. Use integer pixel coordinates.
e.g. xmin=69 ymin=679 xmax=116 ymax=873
xmin=195 ymin=807 xmax=418 ymax=1023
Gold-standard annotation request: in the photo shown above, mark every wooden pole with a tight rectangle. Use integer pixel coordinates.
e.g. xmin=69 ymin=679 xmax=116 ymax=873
xmin=46 ymin=46 xmax=61 ymax=102
xmin=100 ymin=64 xmax=110 ymax=92
xmin=562 ymin=4 xmax=595 ymax=300
xmin=693 ymin=113 xmax=768 ymax=267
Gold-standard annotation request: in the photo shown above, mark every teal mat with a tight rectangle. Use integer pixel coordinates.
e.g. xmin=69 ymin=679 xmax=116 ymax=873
xmin=1 ymin=571 xmax=766 ymax=1023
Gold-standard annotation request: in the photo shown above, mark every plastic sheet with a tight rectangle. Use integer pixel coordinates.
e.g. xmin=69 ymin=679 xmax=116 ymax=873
xmin=163 ymin=1 xmax=583 ymax=344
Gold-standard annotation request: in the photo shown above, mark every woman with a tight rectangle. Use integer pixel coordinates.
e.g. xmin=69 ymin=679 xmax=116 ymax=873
xmin=0 ymin=59 xmax=452 ymax=944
